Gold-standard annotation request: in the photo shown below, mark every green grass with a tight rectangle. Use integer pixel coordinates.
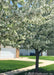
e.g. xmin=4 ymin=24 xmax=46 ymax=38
xmin=40 ymin=56 xmax=54 ymax=61
xmin=20 ymin=56 xmax=54 ymax=61
xmin=0 ymin=60 xmax=35 ymax=73
xmin=16 ymin=64 xmax=54 ymax=75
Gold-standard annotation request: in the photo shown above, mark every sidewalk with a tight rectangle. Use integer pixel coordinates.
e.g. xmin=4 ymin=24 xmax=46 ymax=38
xmin=0 ymin=57 xmax=54 ymax=75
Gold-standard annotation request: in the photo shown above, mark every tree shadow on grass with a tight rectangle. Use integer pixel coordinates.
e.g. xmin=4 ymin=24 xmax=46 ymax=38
xmin=17 ymin=68 xmax=54 ymax=75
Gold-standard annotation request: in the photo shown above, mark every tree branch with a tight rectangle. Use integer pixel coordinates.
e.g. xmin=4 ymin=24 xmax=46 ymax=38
xmin=39 ymin=49 xmax=43 ymax=54
xmin=32 ymin=45 xmax=38 ymax=51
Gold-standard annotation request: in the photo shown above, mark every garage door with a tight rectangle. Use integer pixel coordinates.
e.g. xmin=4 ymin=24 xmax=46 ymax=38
xmin=0 ymin=48 xmax=16 ymax=59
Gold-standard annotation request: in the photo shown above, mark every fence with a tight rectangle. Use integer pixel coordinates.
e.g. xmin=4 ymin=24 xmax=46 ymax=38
xmin=47 ymin=50 xmax=54 ymax=56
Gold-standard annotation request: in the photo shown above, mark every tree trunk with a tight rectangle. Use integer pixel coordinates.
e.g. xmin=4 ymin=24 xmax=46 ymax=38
xmin=0 ymin=44 xmax=1 ymax=51
xmin=35 ymin=50 xmax=39 ymax=72
xmin=16 ymin=48 xmax=19 ymax=58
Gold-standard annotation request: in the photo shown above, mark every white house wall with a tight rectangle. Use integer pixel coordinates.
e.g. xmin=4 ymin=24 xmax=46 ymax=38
xmin=42 ymin=50 xmax=47 ymax=56
xmin=0 ymin=46 xmax=16 ymax=59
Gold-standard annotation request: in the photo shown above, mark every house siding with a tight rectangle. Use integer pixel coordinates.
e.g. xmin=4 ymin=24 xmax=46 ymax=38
xmin=0 ymin=45 xmax=16 ymax=59
xmin=0 ymin=45 xmax=49 ymax=59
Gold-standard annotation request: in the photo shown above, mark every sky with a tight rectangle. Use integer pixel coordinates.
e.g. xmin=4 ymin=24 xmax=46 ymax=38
xmin=10 ymin=1 xmax=22 ymax=8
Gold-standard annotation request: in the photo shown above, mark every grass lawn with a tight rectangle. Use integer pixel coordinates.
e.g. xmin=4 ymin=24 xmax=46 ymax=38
xmin=16 ymin=64 xmax=54 ymax=75
xmin=0 ymin=60 xmax=35 ymax=73
xmin=20 ymin=56 xmax=54 ymax=61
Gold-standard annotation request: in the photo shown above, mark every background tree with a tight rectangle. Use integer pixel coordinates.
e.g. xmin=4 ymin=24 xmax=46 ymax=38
xmin=0 ymin=0 xmax=26 ymax=52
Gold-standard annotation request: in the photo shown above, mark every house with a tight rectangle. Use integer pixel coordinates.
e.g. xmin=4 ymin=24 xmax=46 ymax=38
xmin=0 ymin=44 xmax=48 ymax=59
xmin=20 ymin=49 xmax=47 ymax=56
xmin=0 ymin=45 xmax=19 ymax=59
